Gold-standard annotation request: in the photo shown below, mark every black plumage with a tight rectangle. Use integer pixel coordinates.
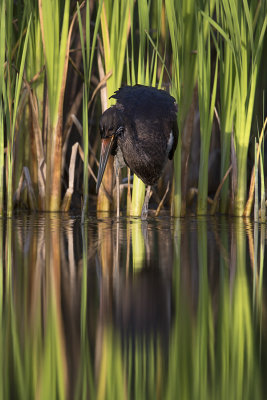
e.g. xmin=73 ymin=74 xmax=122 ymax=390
xmin=96 ymin=84 xmax=178 ymax=194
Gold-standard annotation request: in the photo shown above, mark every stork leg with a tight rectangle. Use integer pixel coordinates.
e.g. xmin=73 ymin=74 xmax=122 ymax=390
xmin=114 ymin=164 xmax=120 ymax=218
xmin=141 ymin=185 xmax=151 ymax=220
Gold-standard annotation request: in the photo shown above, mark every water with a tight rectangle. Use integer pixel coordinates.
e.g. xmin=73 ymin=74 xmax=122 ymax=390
xmin=0 ymin=213 xmax=266 ymax=399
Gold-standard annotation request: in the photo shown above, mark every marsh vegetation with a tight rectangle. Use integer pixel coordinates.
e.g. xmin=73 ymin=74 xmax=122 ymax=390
xmin=0 ymin=0 xmax=266 ymax=217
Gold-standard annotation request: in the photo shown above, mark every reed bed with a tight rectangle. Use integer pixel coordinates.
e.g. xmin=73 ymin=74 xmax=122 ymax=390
xmin=0 ymin=0 xmax=266 ymax=217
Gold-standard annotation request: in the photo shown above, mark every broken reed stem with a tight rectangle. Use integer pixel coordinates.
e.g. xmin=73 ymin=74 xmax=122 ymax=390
xmin=71 ymin=114 xmax=99 ymax=166
xmin=14 ymin=167 xmax=37 ymax=210
xmin=155 ymin=181 xmax=170 ymax=216
xmin=61 ymin=142 xmax=79 ymax=211
xmin=210 ymin=164 xmax=232 ymax=215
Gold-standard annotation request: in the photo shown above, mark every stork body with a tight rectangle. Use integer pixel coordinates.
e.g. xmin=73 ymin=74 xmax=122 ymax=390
xmin=96 ymin=85 xmax=178 ymax=218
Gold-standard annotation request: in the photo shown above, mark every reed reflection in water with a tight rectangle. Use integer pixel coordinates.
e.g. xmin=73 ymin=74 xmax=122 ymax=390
xmin=0 ymin=214 xmax=266 ymax=399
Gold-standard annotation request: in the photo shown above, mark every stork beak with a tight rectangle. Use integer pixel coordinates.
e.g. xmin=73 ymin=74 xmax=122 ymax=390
xmin=96 ymin=136 xmax=114 ymax=193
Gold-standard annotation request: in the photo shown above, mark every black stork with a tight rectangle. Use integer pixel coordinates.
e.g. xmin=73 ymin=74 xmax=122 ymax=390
xmin=96 ymin=84 xmax=178 ymax=219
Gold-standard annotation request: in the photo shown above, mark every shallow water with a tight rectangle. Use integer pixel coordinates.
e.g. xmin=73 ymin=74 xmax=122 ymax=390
xmin=0 ymin=213 xmax=266 ymax=399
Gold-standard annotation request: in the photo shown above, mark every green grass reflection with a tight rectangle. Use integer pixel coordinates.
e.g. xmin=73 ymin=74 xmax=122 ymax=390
xmin=0 ymin=216 xmax=265 ymax=399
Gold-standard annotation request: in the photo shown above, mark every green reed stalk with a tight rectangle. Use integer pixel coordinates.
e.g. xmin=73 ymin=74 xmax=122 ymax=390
xmin=5 ymin=16 xmax=31 ymax=216
xmin=165 ymin=0 xmax=181 ymax=217
xmin=216 ymin=5 xmax=236 ymax=213
xmin=254 ymin=141 xmax=259 ymax=222
xmin=197 ymin=11 xmax=218 ymax=215
xmin=130 ymin=0 xmax=164 ymax=216
xmin=0 ymin=1 xmax=6 ymax=216
xmin=232 ymin=1 xmax=267 ymax=216
xmin=24 ymin=0 xmax=45 ymax=208
xmin=39 ymin=0 xmax=70 ymax=211
xmin=97 ymin=0 xmax=133 ymax=212
xmin=82 ymin=86 xmax=89 ymax=222
xmin=166 ymin=0 xmax=202 ymax=216
xmin=167 ymin=1 xmax=220 ymax=216
xmin=78 ymin=1 xmax=102 ymax=221
xmin=131 ymin=177 xmax=146 ymax=217
xmin=130 ymin=0 xmax=149 ymax=216
xmin=0 ymin=0 xmax=5 ymax=102
xmin=0 ymin=220 xmax=3 ymax=400
xmin=0 ymin=106 xmax=3 ymax=216
xmin=207 ymin=0 xmax=267 ymax=216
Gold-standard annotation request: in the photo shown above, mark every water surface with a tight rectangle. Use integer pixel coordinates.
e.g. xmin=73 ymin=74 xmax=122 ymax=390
xmin=0 ymin=214 xmax=266 ymax=399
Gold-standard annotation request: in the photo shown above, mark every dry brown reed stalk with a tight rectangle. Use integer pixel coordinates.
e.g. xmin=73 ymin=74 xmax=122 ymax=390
xmin=39 ymin=0 xmax=77 ymax=211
